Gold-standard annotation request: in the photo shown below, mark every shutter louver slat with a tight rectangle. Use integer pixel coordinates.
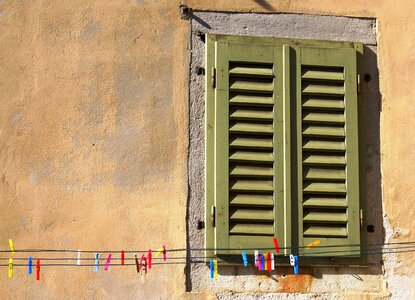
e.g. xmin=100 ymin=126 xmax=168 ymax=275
xmin=230 ymin=165 xmax=274 ymax=177
xmin=230 ymin=95 xmax=274 ymax=107
xmin=230 ymin=136 xmax=273 ymax=149
xmin=301 ymin=65 xmax=349 ymax=243
xmin=302 ymin=97 xmax=345 ymax=110
xmin=230 ymin=194 xmax=274 ymax=207
xmin=228 ymin=62 xmax=275 ymax=237
xmin=230 ymin=224 xmax=274 ymax=235
xmin=304 ymin=225 xmax=348 ymax=237
xmin=230 ymin=122 xmax=274 ymax=135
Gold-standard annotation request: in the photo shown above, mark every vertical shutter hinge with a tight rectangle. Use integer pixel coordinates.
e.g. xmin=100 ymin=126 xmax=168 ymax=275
xmin=211 ymin=205 xmax=216 ymax=227
xmin=357 ymin=74 xmax=361 ymax=94
xmin=211 ymin=67 xmax=216 ymax=88
xmin=360 ymin=209 xmax=364 ymax=230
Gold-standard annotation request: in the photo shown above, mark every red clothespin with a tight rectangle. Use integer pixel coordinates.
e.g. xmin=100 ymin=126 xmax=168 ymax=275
xmin=267 ymin=252 xmax=271 ymax=271
xmin=121 ymin=250 xmax=125 ymax=265
xmin=147 ymin=249 xmax=152 ymax=270
xmin=273 ymin=238 xmax=280 ymax=254
xmin=162 ymin=246 xmax=166 ymax=261
xmin=36 ymin=259 xmax=40 ymax=281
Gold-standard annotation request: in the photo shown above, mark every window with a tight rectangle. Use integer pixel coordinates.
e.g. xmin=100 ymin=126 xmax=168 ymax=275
xmin=205 ymin=34 xmax=363 ymax=263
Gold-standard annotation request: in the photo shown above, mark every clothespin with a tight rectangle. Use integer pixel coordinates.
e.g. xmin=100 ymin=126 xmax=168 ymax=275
xmin=121 ymin=250 xmax=125 ymax=265
xmin=294 ymin=256 xmax=298 ymax=274
xmin=28 ymin=257 xmax=33 ymax=275
xmin=266 ymin=252 xmax=271 ymax=271
xmin=306 ymin=240 xmax=321 ymax=249
xmin=261 ymin=254 xmax=265 ymax=271
xmin=77 ymin=250 xmax=81 ymax=266
xmin=155 ymin=248 xmax=164 ymax=257
xmin=289 ymin=255 xmax=299 ymax=275
xmin=273 ymin=238 xmax=280 ymax=254
xmin=104 ymin=254 xmax=112 ymax=271
xmin=140 ymin=256 xmax=147 ymax=283
xmin=36 ymin=259 xmax=40 ymax=281
xmin=241 ymin=251 xmax=248 ymax=267
xmin=257 ymin=254 xmax=262 ymax=270
xmin=162 ymin=246 xmax=166 ymax=261
xmin=254 ymin=250 xmax=259 ymax=267
xmin=263 ymin=254 xmax=268 ymax=271
xmin=147 ymin=249 xmax=152 ymax=269
xmin=8 ymin=258 xmax=13 ymax=278
xmin=135 ymin=255 xmax=140 ymax=273
xmin=209 ymin=260 xmax=214 ymax=279
xmin=94 ymin=253 xmax=100 ymax=273
xmin=270 ymin=253 xmax=275 ymax=270
xmin=139 ymin=254 xmax=148 ymax=273
xmin=213 ymin=259 xmax=218 ymax=279
xmin=8 ymin=239 xmax=14 ymax=255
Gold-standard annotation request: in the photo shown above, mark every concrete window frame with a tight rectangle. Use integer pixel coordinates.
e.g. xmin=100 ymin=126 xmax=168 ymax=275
xmin=187 ymin=11 xmax=381 ymax=293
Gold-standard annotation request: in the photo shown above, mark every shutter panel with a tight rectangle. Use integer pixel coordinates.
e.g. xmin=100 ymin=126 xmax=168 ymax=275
xmin=297 ymin=46 xmax=361 ymax=256
xmin=211 ymin=37 xmax=285 ymax=255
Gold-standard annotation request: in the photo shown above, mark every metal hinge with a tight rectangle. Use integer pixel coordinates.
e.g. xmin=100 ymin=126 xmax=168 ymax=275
xmin=360 ymin=209 xmax=364 ymax=230
xmin=211 ymin=205 xmax=215 ymax=227
xmin=211 ymin=67 xmax=216 ymax=88
xmin=357 ymin=74 xmax=361 ymax=94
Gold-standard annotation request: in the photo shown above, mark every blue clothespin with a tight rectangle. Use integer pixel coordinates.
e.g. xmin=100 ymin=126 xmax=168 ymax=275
xmin=293 ymin=256 xmax=299 ymax=274
xmin=290 ymin=254 xmax=299 ymax=274
xmin=241 ymin=251 xmax=248 ymax=267
xmin=28 ymin=257 xmax=33 ymax=275
xmin=209 ymin=260 xmax=214 ymax=279
xmin=94 ymin=253 xmax=100 ymax=273
xmin=261 ymin=254 xmax=265 ymax=270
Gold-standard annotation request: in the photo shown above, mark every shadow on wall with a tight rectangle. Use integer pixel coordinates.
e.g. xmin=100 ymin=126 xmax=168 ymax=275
xmin=253 ymin=0 xmax=276 ymax=11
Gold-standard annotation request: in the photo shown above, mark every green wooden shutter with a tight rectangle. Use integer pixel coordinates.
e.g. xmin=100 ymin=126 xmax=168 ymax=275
xmin=296 ymin=46 xmax=361 ymax=256
xmin=206 ymin=35 xmax=285 ymax=256
xmin=205 ymin=35 xmax=362 ymax=260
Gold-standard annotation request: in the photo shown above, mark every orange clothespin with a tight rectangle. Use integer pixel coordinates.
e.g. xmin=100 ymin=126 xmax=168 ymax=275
xmin=266 ymin=252 xmax=271 ymax=271
xmin=306 ymin=240 xmax=321 ymax=249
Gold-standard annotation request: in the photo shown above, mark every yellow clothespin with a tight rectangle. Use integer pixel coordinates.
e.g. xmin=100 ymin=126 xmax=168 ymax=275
xmin=8 ymin=258 xmax=13 ymax=278
xmin=213 ymin=260 xmax=218 ymax=279
xmin=306 ymin=240 xmax=321 ymax=249
xmin=155 ymin=248 xmax=164 ymax=257
xmin=9 ymin=239 xmax=14 ymax=255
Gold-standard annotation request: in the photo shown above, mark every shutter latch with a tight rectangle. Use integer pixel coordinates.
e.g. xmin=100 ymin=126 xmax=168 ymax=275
xmin=211 ymin=205 xmax=216 ymax=227
xmin=360 ymin=209 xmax=364 ymax=230
xmin=211 ymin=67 xmax=216 ymax=88
xmin=357 ymin=74 xmax=361 ymax=94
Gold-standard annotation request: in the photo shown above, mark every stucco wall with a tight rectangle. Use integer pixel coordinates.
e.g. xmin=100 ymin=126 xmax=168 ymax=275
xmin=0 ymin=0 xmax=414 ymax=299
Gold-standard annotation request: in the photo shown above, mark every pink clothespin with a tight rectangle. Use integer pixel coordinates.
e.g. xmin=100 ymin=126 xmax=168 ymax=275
xmin=104 ymin=254 xmax=112 ymax=270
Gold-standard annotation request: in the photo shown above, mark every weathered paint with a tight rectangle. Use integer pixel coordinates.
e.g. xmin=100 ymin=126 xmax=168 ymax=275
xmin=0 ymin=0 xmax=413 ymax=298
